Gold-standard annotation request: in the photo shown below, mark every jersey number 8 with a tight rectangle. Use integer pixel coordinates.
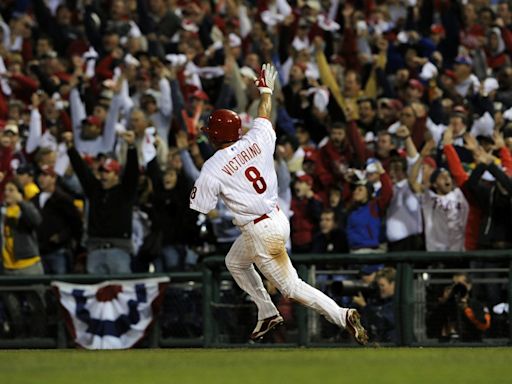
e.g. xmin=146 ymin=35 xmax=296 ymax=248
xmin=244 ymin=166 xmax=267 ymax=194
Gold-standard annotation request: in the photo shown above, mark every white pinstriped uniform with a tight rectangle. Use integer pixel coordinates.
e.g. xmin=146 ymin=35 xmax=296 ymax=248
xmin=190 ymin=118 xmax=349 ymax=327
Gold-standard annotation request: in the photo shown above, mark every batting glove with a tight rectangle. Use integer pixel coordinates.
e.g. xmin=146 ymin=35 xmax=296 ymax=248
xmin=255 ymin=63 xmax=277 ymax=95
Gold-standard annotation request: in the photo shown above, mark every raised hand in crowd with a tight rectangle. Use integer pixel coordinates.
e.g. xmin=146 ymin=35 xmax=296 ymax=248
xmin=395 ymin=125 xmax=411 ymax=139
xmin=421 ymin=139 xmax=436 ymax=158
xmin=493 ymin=131 xmax=505 ymax=150
xmin=122 ymin=130 xmax=136 ymax=146
xmin=463 ymin=133 xmax=479 ymax=154
xmin=443 ymin=125 xmax=454 ymax=146
xmin=474 ymin=146 xmax=496 ymax=165
xmin=62 ymin=131 xmax=73 ymax=148
xmin=175 ymin=130 xmax=189 ymax=151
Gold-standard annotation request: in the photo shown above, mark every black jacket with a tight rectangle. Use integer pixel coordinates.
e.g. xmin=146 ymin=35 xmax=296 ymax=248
xmin=31 ymin=189 xmax=83 ymax=254
xmin=467 ymin=163 xmax=512 ymax=248
xmin=68 ymin=146 xmax=138 ymax=240
xmin=0 ymin=201 xmax=42 ymax=261
xmin=146 ymin=158 xmax=198 ymax=246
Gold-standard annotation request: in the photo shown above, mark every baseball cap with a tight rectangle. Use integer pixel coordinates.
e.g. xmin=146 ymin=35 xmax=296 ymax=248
xmin=296 ymin=174 xmax=314 ymax=186
xmin=16 ymin=164 xmax=35 ymax=176
xmin=429 ymin=167 xmax=448 ymax=184
xmin=454 ymin=55 xmax=473 ymax=66
xmin=99 ymin=158 xmax=121 ymax=174
xmin=422 ymin=156 xmax=437 ymax=169
xmin=84 ymin=115 xmax=101 ymax=127
xmin=408 ymin=79 xmax=424 ymax=93
xmin=303 ymin=149 xmax=318 ymax=163
xmin=39 ymin=165 xmax=56 ymax=177
xmin=360 ymin=264 xmax=384 ymax=276
xmin=366 ymin=158 xmax=379 ymax=174
xmin=379 ymin=98 xmax=402 ymax=110
xmin=4 ymin=122 xmax=19 ymax=135
xmin=430 ymin=24 xmax=445 ymax=35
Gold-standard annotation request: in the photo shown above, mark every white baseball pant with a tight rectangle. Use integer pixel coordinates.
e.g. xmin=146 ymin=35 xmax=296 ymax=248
xmin=225 ymin=208 xmax=349 ymax=328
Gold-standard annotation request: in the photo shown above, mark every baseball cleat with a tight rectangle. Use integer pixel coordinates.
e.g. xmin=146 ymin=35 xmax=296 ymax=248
xmin=250 ymin=314 xmax=284 ymax=341
xmin=346 ymin=309 xmax=369 ymax=345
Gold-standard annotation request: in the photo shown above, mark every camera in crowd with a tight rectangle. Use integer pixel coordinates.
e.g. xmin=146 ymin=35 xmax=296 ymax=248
xmin=328 ymin=280 xmax=379 ymax=297
xmin=447 ymin=282 xmax=468 ymax=301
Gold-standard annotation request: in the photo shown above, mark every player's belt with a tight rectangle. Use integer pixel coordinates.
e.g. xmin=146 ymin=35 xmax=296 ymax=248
xmin=253 ymin=206 xmax=280 ymax=224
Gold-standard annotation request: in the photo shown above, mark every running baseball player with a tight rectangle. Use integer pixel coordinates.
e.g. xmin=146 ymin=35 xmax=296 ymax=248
xmin=190 ymin=63 xmax=368 ymax=345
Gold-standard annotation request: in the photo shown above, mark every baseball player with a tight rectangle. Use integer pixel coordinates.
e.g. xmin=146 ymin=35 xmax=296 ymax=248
xmin=190 ymin=63 xmax=368 ymax=345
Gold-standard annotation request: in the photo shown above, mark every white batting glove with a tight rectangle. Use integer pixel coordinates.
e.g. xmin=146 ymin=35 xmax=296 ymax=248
xmin=255 ymin=63 xmax=277 ymax=95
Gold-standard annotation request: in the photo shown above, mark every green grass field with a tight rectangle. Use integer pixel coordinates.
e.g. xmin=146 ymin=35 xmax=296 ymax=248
xmin=0 ymin=348 xmax=511 ymax=384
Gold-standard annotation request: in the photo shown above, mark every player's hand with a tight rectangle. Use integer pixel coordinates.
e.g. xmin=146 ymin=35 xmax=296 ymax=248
xmin=255 ymin=63 xmax=277 ymax=95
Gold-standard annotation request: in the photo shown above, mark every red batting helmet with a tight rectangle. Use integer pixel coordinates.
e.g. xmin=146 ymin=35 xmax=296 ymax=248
xmin=202 ymin=109 xmax=242 ymax=146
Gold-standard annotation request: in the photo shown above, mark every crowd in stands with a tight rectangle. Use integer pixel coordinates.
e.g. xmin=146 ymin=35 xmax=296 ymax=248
xmin=0 ymin=0 xmax=511 ymax=339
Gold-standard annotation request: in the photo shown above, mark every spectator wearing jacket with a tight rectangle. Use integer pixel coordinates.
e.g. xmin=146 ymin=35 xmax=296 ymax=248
xmin=290 ymin=174 xmax=323 ymax=253
xmin=66 ymin=131 xmax=139 ymax=274
xmin=346 ymin=161 xmax=393 ymax=253
xmin=320 ymin=120 xmax=369 ymax=177
xmin=431 ymin=273 xmax=491 ymax=342
xmin=358 ymin=267 xmax=397 ymax=343
xmin=145 ymin=156 xmax=199 ymax=272
xmin=466 ymin=150 xmax=512 ymax=307
xmin=31 ymin=165 xmax=83 ymax=274
xmin=311 ymin=209 xmax=348 ymax=254
xmin=1 ymin=180 xmax=43 ymax=275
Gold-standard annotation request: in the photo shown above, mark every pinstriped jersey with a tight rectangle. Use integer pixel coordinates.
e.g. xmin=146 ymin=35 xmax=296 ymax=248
xmin=190 ymin=117 xmax=278 ymax=226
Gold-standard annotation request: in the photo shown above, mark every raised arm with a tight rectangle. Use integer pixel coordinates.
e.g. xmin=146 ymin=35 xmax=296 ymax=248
xmin=26 ymin=93 xmax=42 ymax=154
xmin=395 ymin=125 xmax=418 ymax=159
xmin=442 ymin=126 xmax=468 ymax=187
xmin=374 ymin=162 xmax=393 ymax=212
xmin=65 ymin=132 xmax=101 ymax=198
xmin=409 ymin=139 xmax=436 ymax=194
xmin=158 ymin=75 xmax=172 ymax=118
xmin=18 ymin=201 xmax=42 ymax=229
xmin=100 ymin=95 xmax=122 ymax=154
xmin=120 ymin=131 xmax=139 ymax=200
xmin=70 ymin=87 xmax=86 ymax=140
xmin=176 ymin=131 xmax=201 ymax=181
xmin=255 ymin=63 xmax=277 ymax=121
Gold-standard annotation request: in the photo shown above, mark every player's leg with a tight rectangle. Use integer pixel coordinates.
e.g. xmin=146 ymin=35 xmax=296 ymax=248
xmin=250 ymin=210 xmax=368 ymax=344
xmin=225 ymin=235 xmax=279 ymax=320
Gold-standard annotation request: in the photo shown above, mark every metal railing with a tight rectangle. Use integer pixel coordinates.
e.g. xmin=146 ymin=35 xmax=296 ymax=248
xmin=202 ymin=250 xmax=512 ymax=346
xmin=0 ymin=250 xmax=511 ymax=348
